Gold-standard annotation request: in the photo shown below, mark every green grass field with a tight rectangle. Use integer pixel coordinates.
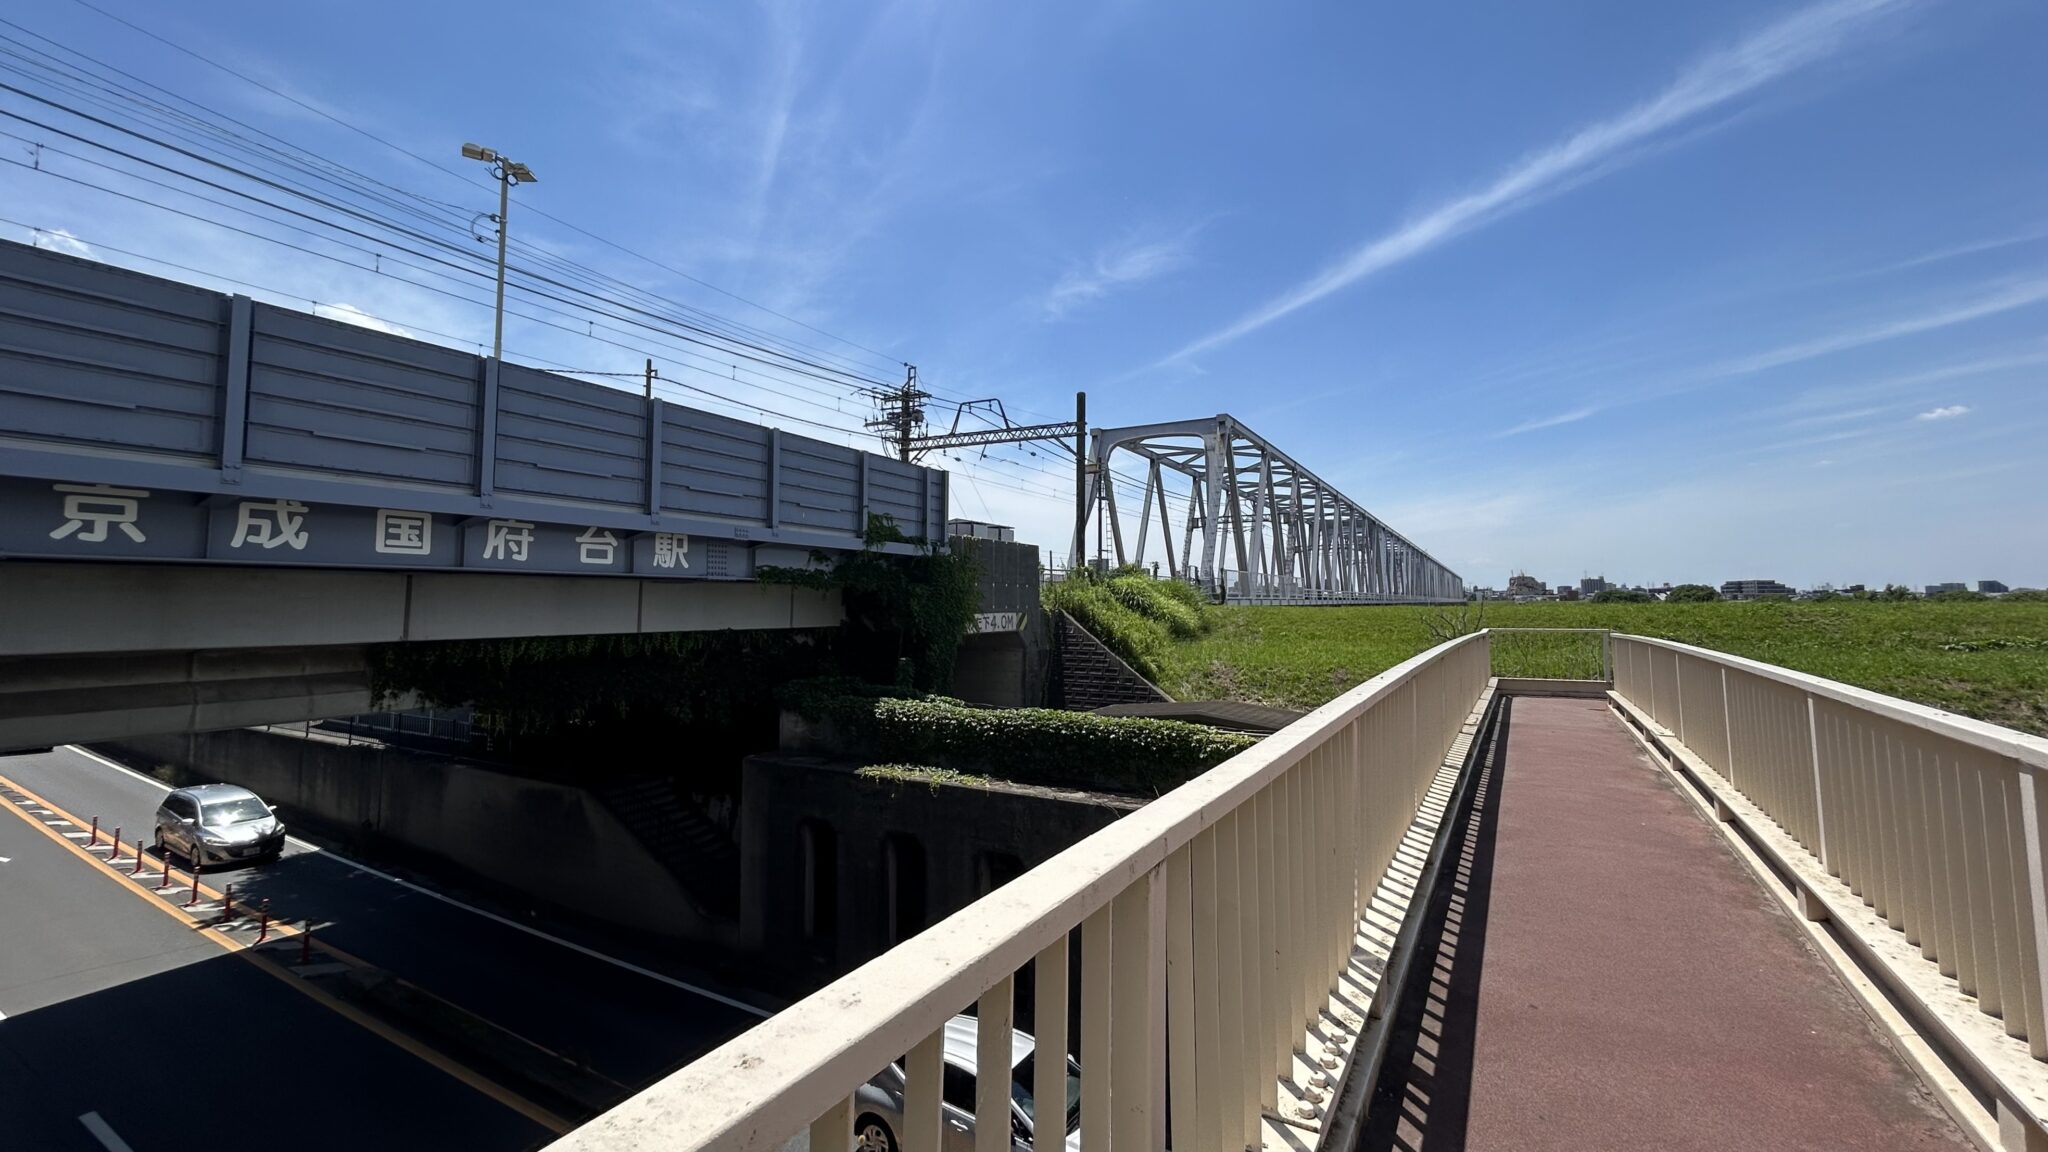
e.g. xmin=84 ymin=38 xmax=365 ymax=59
xmin=1156 ymin=600 xmax=2048 ymax=736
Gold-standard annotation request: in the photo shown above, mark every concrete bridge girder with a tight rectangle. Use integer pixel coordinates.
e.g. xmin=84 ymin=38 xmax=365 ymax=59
xmin=0 ymin=561 xmax=843 ymax=749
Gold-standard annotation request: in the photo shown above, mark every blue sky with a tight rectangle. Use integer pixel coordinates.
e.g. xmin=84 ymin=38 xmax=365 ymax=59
xmin=3 ymin=0 xmax=2044 ymax=588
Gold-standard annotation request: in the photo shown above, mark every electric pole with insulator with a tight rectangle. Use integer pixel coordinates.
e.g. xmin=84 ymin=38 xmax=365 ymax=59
xmin=865 ymin=365 xmax=930 ymax=461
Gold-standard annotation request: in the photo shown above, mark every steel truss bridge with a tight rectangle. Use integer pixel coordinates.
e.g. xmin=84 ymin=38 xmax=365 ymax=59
xmin=1079 ymin=414 xmax=1464 ymax=604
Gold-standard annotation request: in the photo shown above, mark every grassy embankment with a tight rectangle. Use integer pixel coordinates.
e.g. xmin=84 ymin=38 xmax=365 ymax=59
xmin=1156 ymin=600 xmax=2048 ymax=737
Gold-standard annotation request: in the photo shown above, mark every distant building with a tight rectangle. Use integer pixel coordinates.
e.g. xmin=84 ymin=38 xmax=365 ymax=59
xmin=1843 ymin=584 xmax=1867 ymax=595
xmin=1470 ymin=586 xmax=1505 ymax=601
xmin=1580 ymin=575 xmax=1610 ymax=596
xmin=1925 ymin=582 xmax=1968 ymax=596
xmin=1721 ymin=578 xmax=1796 ymax=601
xmin=947 ymin=519 xmax=1015 ymax=543
xmin=1980 ymin=580 xmax=2010 ymax=594
xmin=1557 ymin=585 xmax=1580 ymax=601
xmin=1507 ymin=573 xmax=1546 ymax=599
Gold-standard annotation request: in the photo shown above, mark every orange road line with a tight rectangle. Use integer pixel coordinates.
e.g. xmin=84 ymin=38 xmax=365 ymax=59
xmin=0 ymin=771 xmax=572 ymax=1135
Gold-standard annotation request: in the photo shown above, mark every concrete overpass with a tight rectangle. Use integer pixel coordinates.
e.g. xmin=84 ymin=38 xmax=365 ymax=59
xmin=0 ymin=239 xmax=941 ymax=747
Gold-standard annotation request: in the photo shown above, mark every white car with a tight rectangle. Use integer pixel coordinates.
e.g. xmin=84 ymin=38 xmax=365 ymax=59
xmin=851 ymin=1015 xmax=1081 ymax=1151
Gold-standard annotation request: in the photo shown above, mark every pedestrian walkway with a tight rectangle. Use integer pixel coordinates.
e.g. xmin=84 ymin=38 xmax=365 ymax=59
xmin=1359 ymin=695 xmax=1972 ymax=1152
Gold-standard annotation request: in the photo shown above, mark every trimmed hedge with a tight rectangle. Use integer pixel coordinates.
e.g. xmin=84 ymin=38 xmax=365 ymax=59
xmin=870 ymin=698 xmax=1254 ymax=794
xmin=795 ymin=692 xmax=1258 ymax=796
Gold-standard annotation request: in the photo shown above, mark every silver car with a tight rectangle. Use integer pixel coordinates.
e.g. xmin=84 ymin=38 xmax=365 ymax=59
xmin=851 ymin=1014 xmax=1081 ymax=1152
xmin=154 ymin=783 xmax=286 ymax=869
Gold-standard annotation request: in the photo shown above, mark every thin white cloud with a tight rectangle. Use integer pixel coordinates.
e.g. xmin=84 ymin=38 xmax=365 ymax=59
xmin=1160 ymin=0 xmax=1911 ymax=364
xmin=313 ymin=302 xmax=412 ymax=338
xmin=1845 ymin=225 xmax=2048 ymax=281
xmin=31 ymin=228 xmax=96 ymax=259
xmin=1711 ymin=279 xmax=2048 ymax=379
xmin=1043 ymin=227 xmax=1201 ymax=320
xmin=1496 ymin=406 xmax=1600 ymax=437
xmin=1915 ymin=404 xmax=1970 ymax=421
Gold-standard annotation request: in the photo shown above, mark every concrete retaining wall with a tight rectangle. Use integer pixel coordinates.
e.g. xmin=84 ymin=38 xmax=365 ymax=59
xmin=100 ymin=728 xmax=733 ymax=948
xmin=739 ymin=754 xmax=1137 ymax=979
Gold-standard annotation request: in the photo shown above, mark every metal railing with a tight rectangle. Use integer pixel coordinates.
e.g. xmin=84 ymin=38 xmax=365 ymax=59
xmin=1611 ymin=635 xmax=2048 ymax=1075
xmin=547 ymin=632 xmax=1492 ymax=1152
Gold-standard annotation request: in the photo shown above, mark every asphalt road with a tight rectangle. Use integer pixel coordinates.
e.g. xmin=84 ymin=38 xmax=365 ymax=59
xmin=0 ymin=745 xmax=776 ymax=1151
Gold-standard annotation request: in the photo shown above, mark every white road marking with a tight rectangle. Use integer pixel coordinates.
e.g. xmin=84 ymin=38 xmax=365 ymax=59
xmin=79 ymin=1111 xmax=137 ymax=1152
xmin=60 ymin=745 xmax=772 ymax=1018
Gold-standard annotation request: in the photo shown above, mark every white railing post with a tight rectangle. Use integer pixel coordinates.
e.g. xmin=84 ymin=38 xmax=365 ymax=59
xmin=904 ymin=1028 xmax=944 ymax=1152
xmin=1721 ymin=667 xmax=1736 ymax=789
xmin=1081 ymin=905 xmax=1112 ymax=1152
xmin=975 ymin=976 xmax=1014 ymax=1152
xmin=1190 ymin=824 xmax=1227 ymax=1152
xmin=1807 ymin=695 xmax=1831 ymax=873
xmin=1167 ymin=844 xmax=1198 ymax=1152
xmin=1033 ymin=936 xmax=1069 ymax=1151
xmin=2017 ymin=773 xmax=2048 ymax=1060
xmin=1109 ymin=865 xmax=1166 ymax=1150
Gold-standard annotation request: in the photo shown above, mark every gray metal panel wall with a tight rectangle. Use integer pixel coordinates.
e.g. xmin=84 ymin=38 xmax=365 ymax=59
xmin=0 ymin=240 xmax=945 ymax=555
xmin=867 ymin=456 xmax=928 ymax=540
xmin=495 ymin=363 xmax=647 ymax=508
xmin=778 ymin=433 xmax=861 ymax=533
xmin=660 ymin=404 xmax=770 ymax=521
xmin=0 ymin=247 xmax=222 ymax=460
xmin=244 ymin=304 xmax=477 ymax=487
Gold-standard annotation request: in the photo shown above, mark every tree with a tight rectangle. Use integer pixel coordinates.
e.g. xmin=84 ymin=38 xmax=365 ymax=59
xmin=1666 ymin=584 xmax=1719 ymax=603
xmin=1879 ymin=584 xmax=1916 ymax=601
xmin=1590 ymin=587 xmax=1653 ymax=603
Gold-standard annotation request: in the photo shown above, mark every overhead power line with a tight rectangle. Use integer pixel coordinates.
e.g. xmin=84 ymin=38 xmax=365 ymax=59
xmin=54 ymin=0 xmax=910 ymax=376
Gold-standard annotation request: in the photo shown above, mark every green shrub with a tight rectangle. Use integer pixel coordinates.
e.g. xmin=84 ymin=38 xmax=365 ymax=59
xmin=1042 ymin=580 xmax=1171 ymax=679
xmin=1590 ymin=587 xmax=1654 ymax=603
xmin=1106 ymin=576 xmax=1206 ymax=638
xmin=854 ymin=764 xmax=994 ymax=790
xmin=1042 ymin=573 xmax=1213 ymax=678
xmin=1667 ymin=584 xmax=1719 ymax=602
xmin=856 ymin=697 xmax=1258 ymax=795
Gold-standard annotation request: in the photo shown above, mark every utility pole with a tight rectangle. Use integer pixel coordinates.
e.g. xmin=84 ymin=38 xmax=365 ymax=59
xmin=1072 ymin=390 xmax=1087 ymax=571
xmin=644 ymin=358 xmax=657 ymax=400
xmin=865 ymin=365 xmax=929 ymax=461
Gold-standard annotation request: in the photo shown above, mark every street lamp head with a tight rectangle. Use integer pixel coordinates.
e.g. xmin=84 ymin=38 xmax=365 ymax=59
xmin=504 ymin=161 xmax=538 ymax=184
xmin=460 ymin=142 xmax=496 ymax=162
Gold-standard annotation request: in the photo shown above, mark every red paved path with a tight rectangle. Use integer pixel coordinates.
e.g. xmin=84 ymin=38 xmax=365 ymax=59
xmin=1358 ymin=696 xmax=1969 ymax=1152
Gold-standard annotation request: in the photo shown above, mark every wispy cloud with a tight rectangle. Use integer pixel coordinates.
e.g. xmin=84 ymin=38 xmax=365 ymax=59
xmin=1843 ymin=225 xmax=2048 ymax=281
xmin=31 ymin=227 xmax=96 ymax=259
xmin=1710 ymin=278 xmax=2048 ymax=378
xmin=1496 ymin=406 xmax=1601 ymax=437
xmin=1043 ymin=226 xmax=1202 ymax=320
xmin=1915 ymin=404 xmax=1970 ymax=421
xmin=1159 ymin=0 xmax=1911 ymax=365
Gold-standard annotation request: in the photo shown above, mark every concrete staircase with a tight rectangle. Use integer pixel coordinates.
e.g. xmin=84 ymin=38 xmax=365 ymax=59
xmin=593 ymin=776 xmax=741 ymax=920
xmin=1053 ymin=612 xmax=1174 ymax=711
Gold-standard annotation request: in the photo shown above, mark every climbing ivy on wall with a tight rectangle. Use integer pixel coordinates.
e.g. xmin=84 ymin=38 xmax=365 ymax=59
xmin=760 ymin=514 xmax=982 ymax=693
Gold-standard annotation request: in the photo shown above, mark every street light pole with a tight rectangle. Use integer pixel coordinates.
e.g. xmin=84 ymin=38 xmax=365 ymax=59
xmin=491 ymin=167 xmax=510 ymax=361
xmin=461 ymin=143 xmax=537 ymax=363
